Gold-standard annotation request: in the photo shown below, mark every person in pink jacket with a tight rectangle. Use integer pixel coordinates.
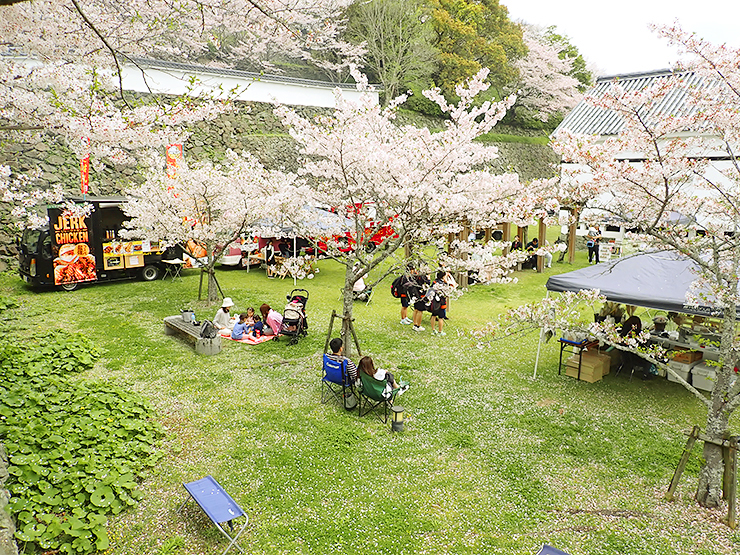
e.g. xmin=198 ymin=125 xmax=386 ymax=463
xmin=260 ymin=303 xmax=283 ymax=336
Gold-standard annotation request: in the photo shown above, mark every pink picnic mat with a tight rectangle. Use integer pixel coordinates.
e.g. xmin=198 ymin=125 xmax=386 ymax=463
xmin=221 ymin=330 xmax=276 ymax=345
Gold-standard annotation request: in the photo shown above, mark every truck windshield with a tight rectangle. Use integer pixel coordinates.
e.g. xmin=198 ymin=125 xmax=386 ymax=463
xmin=21 ymin=229 xmax=41 ymax=253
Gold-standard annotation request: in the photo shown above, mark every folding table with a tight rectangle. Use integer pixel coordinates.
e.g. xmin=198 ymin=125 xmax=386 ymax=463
xmin=178 ymin=475 xmax=247 ymax=554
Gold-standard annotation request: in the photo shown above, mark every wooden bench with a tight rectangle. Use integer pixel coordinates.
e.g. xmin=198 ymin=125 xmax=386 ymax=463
xmin=164 ymin=316 xmax=221 ymax=355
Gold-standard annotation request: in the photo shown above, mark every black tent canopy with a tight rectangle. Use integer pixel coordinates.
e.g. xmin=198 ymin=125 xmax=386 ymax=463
xmin=545 ymin=250 xmax=728 ymax=318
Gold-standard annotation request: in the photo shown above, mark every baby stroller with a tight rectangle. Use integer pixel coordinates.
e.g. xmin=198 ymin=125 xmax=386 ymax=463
xmin=275 ymin=288 xmax=309 ymax=345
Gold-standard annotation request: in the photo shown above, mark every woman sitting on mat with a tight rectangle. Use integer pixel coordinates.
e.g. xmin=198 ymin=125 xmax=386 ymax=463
xmin=260 ymin=303 xmax=283 ymax=336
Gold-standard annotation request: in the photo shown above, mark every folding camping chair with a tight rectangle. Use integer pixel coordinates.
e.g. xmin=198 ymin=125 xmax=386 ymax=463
xmin=321 ymin=353 xmax=356 ymax=410
xmin=178 ymin=475 xmax=248 ymax=555
xmin=536 ymin=544 xmax=571 ymax=555
xmin=358 ymin=371 xmax=399 ymax=423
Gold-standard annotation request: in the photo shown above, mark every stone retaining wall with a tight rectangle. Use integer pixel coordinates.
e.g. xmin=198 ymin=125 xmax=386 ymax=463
xmin=0 ymin=100 xmax=559 ymax=265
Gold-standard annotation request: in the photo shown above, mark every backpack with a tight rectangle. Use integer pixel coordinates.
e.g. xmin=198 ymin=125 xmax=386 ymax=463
xmin=200 ymin=320 xmax=218 ymax=339
xmin=390 ymin=275 xmax=405 ymax=298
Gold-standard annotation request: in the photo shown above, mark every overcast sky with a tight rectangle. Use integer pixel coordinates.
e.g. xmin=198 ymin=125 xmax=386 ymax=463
xmin=504 ymin=1 xmax=740 ymax=77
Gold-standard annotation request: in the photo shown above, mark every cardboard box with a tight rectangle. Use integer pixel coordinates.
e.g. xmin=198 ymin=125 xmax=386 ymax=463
xmin=565 ymin=363 xmax=602 ymax=383
xmin=670 ymin=350 xmax=703 ymax=364
xmin=565 ymin=354 xmax=605 ymax=383
xmin=588 ymin=351 xmax=613 ymax=375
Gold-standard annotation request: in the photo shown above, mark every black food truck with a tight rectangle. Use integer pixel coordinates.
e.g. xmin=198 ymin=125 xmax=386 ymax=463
xmin=18 ymin=196 xmax=181 ymax=290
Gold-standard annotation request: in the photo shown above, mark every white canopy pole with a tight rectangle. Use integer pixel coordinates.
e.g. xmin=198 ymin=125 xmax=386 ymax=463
xmin=532 ymin=290 xmax=550 ymax=379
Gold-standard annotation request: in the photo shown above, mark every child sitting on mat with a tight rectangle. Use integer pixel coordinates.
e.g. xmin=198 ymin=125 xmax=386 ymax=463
xmin=248 ymin=315 xmax=264 ymax=338
xmin=231 ymin=313 xmax=250 ymax=340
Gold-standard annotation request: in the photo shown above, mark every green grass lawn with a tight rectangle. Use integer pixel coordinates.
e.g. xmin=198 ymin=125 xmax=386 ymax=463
xmin=2 ymin=250 xmax=739 ymax=555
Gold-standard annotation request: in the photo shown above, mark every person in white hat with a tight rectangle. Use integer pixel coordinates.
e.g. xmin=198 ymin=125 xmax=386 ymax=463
xmin=213 ymin=297 xmax=236 ymax=331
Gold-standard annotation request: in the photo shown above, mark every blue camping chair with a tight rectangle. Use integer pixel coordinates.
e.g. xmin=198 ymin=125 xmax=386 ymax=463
xmin=536 ymin=545 xmax=571 ymax=555
xmin=321 ymin=353 xmax=356 ymax=410
xmin=178 ymin=475 xmax=248 ymax=555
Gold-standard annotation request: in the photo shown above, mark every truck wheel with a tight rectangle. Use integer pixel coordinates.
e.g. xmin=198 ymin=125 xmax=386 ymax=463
xmin=365 ymin=242 xmax=377 ymax=253
xmin=59 ymin=282 xmax=79 ymax=292
xmin=141 ymin=265 xmax=160 ymax=281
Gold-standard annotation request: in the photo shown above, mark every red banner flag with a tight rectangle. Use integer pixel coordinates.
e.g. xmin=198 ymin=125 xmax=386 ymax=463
xmin=80 ymin=156 xmax=90 ymax=194
xmin=166 ymin=143 xmax=184 ymax=179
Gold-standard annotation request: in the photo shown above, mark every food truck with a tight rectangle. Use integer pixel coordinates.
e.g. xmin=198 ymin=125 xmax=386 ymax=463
xmin=18 ymin=196 xmax=180 ymax=290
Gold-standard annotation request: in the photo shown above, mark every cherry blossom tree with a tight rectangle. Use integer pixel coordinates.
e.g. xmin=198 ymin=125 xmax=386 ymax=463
xmin=506 ymin=25 xmax=583 ymax=125
xmin=507 ymin=24 xmax=740 ymax=510
xmin=121 ymin=149 xmax=292 ymax=303
xmin=275 ymin=69 xmax=555 ymax=352
xmin=0 ymin=0 xmax=353 ymax=227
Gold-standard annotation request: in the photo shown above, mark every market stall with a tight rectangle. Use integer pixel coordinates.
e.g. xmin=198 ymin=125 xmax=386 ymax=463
xmin=535 ymin=250 xmax=739 ymax=383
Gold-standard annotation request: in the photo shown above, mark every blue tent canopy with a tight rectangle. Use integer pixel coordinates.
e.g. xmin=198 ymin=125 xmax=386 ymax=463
xmin=546 ymin=250 xmax=734 ymax=318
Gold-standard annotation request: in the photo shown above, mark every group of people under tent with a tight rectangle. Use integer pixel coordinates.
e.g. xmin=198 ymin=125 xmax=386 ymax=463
xmin=510 ymin=236 xmax=553 ymax=269
xmin=212 ymin=297 xmax=285 ymax=340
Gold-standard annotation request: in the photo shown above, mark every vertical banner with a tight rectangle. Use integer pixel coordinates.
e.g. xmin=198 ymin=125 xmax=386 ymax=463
xmin=49 ymin=205 xmax=97 ymax=286
xmin=80 ymin=137 xmax=90 ymax=194
xmin=80 ymin=157 xmax=90 ymax=194
xmin=166 ymin=143 xmax=184 ymax=179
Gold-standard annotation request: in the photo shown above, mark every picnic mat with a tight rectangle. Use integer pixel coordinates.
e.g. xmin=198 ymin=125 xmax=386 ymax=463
xmin=221 ymin=330 xmax=275 ymax=345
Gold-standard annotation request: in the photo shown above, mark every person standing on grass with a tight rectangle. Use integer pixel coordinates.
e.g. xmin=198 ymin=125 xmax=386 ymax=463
xmin=429 ymin=271 xmax=449 ymax=336
xmin=587 ymin=226 xmax=601 ymax=264
xmin=409 ymin=269 xmax=430 ymax=332
xmin=398 ymin=265 xmax=414 ymax=325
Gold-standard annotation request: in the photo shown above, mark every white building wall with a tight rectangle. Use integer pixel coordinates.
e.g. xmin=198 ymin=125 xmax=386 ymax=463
xmin=121 ymin=63 xmax=377 ymax=108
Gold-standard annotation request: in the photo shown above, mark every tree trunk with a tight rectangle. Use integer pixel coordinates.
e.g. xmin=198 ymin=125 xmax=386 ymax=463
xmin=207 ymin=265 xmax=219 ymax=304
xmin=695 ymin=308 xmax=735 ymax=507
xmin=696 ymin=413 xmax=729 ymax=507
xmin=340 ymin=264 xmax=356 ymax=359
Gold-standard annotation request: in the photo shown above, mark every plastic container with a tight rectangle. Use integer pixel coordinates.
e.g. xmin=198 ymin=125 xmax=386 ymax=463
xmin=691 ymin=362 xmax=716 ymax=392
xmin=667 ymin=360 xmax=699 ymax=384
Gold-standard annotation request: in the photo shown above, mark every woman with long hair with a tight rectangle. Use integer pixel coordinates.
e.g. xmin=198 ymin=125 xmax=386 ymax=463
xmin=259 ymin=303 xmax=283 ymax=336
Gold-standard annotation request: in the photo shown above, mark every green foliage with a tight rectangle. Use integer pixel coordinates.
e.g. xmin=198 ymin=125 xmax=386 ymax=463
xmin=544 ymin=25 xmax=594 ymax=92
xmin=0 ymin=294 xmax=18 ymax=312
xmin=0 ymin=331 xmax=164 ymax=555
xmin=156 ymin=536 xmax=185 ymax=555
xmin=345 ymin=0 xmax=438 ymax=104
xmin=475 ymin=133 xmax=550 ymax=145
xmin=429 ymin=0 xmax=526 ymax=95
xmin=401 ymin=85 xmax=445 ymax=117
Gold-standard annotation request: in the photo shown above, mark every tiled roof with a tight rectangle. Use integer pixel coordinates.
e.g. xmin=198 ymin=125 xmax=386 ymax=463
xmin=130 ymin=57 xmax=373 ymax=91
xmin=553 ymin=69 xmax=709 ymax=136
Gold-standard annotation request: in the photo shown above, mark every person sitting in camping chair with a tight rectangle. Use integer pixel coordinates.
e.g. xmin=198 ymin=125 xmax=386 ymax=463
xmin=352 ymin=264 xmax=372 ymax=302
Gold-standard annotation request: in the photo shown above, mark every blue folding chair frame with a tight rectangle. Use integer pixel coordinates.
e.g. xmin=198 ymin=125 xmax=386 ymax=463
xmin=536 ymin=544 xmax=571 ymax=555
xmin=178 ymin=475 xmax=248 ymax=555
xmin=321 ymin=354 xmax=355 ymax=410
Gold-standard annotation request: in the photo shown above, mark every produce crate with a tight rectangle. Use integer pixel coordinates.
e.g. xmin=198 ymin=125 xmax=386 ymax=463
xmin=669 ymin=350 xmax=703 ymax=364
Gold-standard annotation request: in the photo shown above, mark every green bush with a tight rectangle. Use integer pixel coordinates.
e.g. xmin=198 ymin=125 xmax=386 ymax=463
xmin=0 ymin=331 xmax=164 ymax=554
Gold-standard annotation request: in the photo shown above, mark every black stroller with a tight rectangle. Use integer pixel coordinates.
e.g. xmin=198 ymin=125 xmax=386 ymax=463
xmin=275 ymin=288 xmax=309 ymax=345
